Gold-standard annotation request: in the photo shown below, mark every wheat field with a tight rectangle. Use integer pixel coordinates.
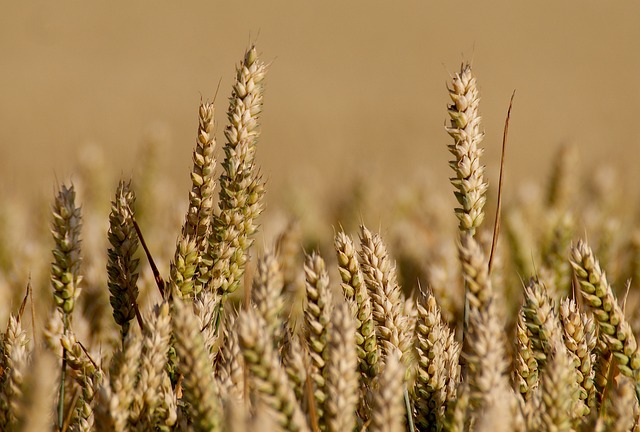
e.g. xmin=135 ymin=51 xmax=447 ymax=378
xmin=2 ymin=27 xmax=640 ymax=432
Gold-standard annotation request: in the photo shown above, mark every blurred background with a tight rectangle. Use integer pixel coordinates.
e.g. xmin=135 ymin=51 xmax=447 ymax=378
xmin=1 ymin=1 xmax=640 ymax=228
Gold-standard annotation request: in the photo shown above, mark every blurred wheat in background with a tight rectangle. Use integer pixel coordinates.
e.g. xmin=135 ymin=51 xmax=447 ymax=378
xmin=2 ymin=3 xmax=640 ymax=431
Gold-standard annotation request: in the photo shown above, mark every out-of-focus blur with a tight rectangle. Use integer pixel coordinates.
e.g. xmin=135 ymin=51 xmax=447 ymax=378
xmin=1 ymin=1 xmax=639 ymax=215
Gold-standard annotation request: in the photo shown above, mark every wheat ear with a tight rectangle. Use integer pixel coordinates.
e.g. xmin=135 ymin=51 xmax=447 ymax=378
xmin=172 ymin=296 xmax=221 ymax=431
xmin=251 ymin=251 xmax=285 ymax=345
xmin=303 ymin=251 xmax=333 ymax=427
xmin=445 ymin=62 xmax=488 ymax=236
xmin=521 ymin=278 xmax=562 ymax=369
xmin=205 ymin=45 xmax=267 ymax=303
xmin=237 ymin=308 xmax=310 ymax=432
xmin=50 ymin=183 xmax=82 ymax=428
xmin=514 ymin=309 xmax=539 ymax=400
xmin=217 ymin=310 xmax=244 ymax=400
xmin=325 ymin=302 xmax=358 ymax=432
xmin=334 ymin=230 xmax=379 ymax=380
xmin=359 ymin=225 xmax=413 ymax=368
xmin=570 ymin=240 xmax=640 ymax=397
xmin=109 ymin=331 xmax=142 ymax=431
xmin=369 ymin=350 xmax=406 ymax=432
xmin=465 ymin=298 xmax=510 ymax=411
xmin=170 ymin=235 xmax=199 ymax=300
xmin=130 ymin=302 xmax=172 ymax=427
xmin=596 ymin=376 xmax=638 ymax=432
xmin=15 ymin=351 xmax=57 ymax=432
xmin=60 ymin=332 xmax=104 ymax=431
xmin=538 ymin=342 xmax=575 ymax=432
xmin=107 ymin=180 xmax=140 ymax=342
xmin=51 ymin=183 xmax=83 ymax=317
xmin=185 ymin=102 xmax=216 ymax=252
xmin=413 ymin=293 xmax=459 ymax=430
xmin=458 ymin=233 xmax=493 ymax=312
xmin=0 ymin=315 xmax=29 ymax=428
xmin=559 ymin=297 xmax=596 ymax=416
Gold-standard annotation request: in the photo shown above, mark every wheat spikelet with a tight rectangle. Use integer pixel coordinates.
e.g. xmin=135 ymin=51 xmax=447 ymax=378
xmin=334 ymin=230 xmax=379 ymax=380
xmin=443 ymin=327 xmax=461 ymax=404
xmin=107 ymin=180 xmax=140 ymax=341
xmin=170 ymin=235 xmax=199 ymax=300
xmin=570 ymin=240 xmax=640 ymax=386
xmin=369 ymin=350 xmax=406 ymax=432
xmin=172 ymin=296 xmax=221 ymax=431
xmin=237 ymin=308 xmax=310 ymax=432
xmin=251 ymin=251 xmax=285 ymax=344
xmin=205 ymin=45 xmax=267 ymax=301
xmin=325 ymin=302 xmax=358 ymax=432
xmin=303 ymin=251 xmax=333 ymax=427
xmin=334 ymin=231 xmax=359 ymax=302
xmin=154 ymin=372 xmax=177 ymax=429
xmin=445 ymin=62 xmax=488 ymax=236
xmin=1 ymin=315 xmax=29 ymax=373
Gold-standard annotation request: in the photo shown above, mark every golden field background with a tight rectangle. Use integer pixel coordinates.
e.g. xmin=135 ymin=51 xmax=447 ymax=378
xmin=1 ymin=1 xmax=640 ymax=223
